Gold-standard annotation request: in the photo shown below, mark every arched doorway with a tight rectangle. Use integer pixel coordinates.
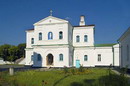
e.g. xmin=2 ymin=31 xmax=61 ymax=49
xmin=46 ymin=54 xmax=53 ymax=66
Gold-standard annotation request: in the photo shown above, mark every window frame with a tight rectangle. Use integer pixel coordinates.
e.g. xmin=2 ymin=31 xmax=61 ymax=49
xmin=84 ymin=55 xmax=88 ymax=61
xmin=37 ymin=54 xmax=42 ymax=61
xmin=76 ymin=35 xmax=80 ymax=42
xmin=48 ymin=32 xmax=53 ymax=40
xmin=59 ymin=54 xmax=63 ymax=61
xmin=31 ymin=38 xmax=34 ymax=44
xmin=59 ymin=31 xmax=63 ymax=39
xmin=98 ymin=54 xmax=101 ymax=62
xmin=39 ymin=32 xmax=42 ymax=40
xmin=84 ymin=35 xmax=88 ymax=42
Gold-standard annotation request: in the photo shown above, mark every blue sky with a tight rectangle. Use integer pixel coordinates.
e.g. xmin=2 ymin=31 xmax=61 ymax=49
xmin=0 ymin=0 xmax=130 ymax=45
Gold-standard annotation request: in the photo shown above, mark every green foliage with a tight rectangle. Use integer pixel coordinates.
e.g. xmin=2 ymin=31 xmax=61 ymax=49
xmin=63 ymin=66 xmax=69 ymax=74
xmin=0 ymin=43 xmax=26 ymax=62
xmin=94 ymin=66 xmax=129 ymax=86
xmin=70 ymin=67 xmax=75 ymax=75
xmin=62 ymin=66 xmax=92 ymax=75
xmin=8 ymin=46 xmax=19 ymax=62
xmin=120 ymin=65 xmax=128 ymax=77
xmin=78 ymin=65 xmax=84 ymax=72
xmin=0 ymin=44 xmax=11 ymax=61
xmin=17 ymin=43 xmax=26 ymax=58
xmin=119 ymin=65 xmax=129 ymax=86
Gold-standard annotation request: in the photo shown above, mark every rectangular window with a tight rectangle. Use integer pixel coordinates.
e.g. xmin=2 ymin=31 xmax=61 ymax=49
xmin=84 ymin=35 xmax=88 ymax=42
xmin=84 ymin=55 xmax=88 ymax=61
xmin=31 ymin=38 xmax=34 ymax=44
xmin=76 ymin=35 xmax=80 ymax=42
xmin=98 ymin=54 xmax=101 ymax=62
xmin=59 ymin=54 xmax=63 ymax=61
xmin=39 ymin=33 xmax=42 ymax=40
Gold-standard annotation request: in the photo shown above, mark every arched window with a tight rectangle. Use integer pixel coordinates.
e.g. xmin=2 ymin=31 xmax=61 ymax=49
xmin=127 ymin=45 xmax=129 ymax=61
xmin=37 ymin=54 xmax=42 ymax=61
xmin=39 ymin=32 xmax=42 ymax=40
xmin=84 ymin=35 xmax=88 ymax=42
xmin=31 ymin=38 xmax=34 ymax=44
xmin=59 ymin=31 xmax=63 ymax=39
xmin=98 ymin=54 xmax=101 ymax=62
xmin=48 ymin=32 xmax=53 ymax=40
xmin=76 ymin=35 xmax=80 ymax=42
xmin=84 ymin=55 xmax=88 ymax=61
xmin=59 ymin=54 xmax=63 ymax=61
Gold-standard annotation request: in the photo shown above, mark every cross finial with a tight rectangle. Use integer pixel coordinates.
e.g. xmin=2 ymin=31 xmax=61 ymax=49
xmin=50 ymin=10 xmax=53 ymax=16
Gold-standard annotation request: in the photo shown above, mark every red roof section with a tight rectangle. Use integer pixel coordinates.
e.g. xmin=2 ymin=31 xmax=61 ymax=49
xmin=26 ymin=28 xmax=34 ymax=31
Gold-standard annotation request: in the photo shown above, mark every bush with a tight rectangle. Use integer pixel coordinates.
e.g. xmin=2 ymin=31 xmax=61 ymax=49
xmin=78 ymin=64 xmax=84 ymax=72
xmin=63 ymin=66 xmax=69 ymax=74
xmin=70 ymin=67 xmax=75 ymax=75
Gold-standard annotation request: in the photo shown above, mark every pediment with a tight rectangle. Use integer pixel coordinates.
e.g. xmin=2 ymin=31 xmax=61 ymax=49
xmin=34 ymin=16 xmax=68 ymax=25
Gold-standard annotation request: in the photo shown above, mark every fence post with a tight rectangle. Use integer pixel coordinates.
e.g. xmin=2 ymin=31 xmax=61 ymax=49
xmin=9 ymin=67 xmax=14 ymax=76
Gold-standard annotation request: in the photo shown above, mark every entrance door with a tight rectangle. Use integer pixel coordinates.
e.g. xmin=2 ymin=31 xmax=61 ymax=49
xmin=46 ymin=54 xmax=53 ymax=66
xmin=76 ymin=60 xmax=80 ymax=68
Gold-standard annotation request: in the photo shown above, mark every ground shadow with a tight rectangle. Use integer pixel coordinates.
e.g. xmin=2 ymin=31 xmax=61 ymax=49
xmin=97 ymin=74 xmax=130 ymax=86
xmin=53 ymin=75 xmax=70 ymax=86
xmin=70 ymin=82 xmax=83 ymax=86
xmin=70 ymin=79 xmax=95 ymax=86
xmin=84 ymin=79 xmax=95 ymax=86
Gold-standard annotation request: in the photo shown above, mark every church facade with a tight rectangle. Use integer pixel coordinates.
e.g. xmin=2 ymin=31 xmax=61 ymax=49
xmin=25 ymin=15 xmax=119 ymax=68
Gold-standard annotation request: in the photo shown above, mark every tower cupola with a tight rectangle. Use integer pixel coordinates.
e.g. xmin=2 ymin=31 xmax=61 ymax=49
xmin=79 ymin=15 xmax=85 ymax=26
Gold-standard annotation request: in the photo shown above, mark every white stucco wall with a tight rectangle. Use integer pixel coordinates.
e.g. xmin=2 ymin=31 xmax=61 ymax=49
xmin=73 ymin=26 xmax=94 ymax=47
xmin=25 ymin=49 xmax=33 ymax=65
xmin=74 ymin=46 xmax=119 ymax=67
xmin=119 ymin=33 xmax=130 ymax=68
xmin=74 ymin=47 xmax=96 ymax=67
xmin=33 ymin=46 xmax=70 ymax=67
xmin=95 ymin=47 xmax=113 ymax=66
xmin=34 ymin=23 xmax=69 ymax=45
xmin=26 ymin=31 xmax=34 ymax=48
xmin=113 ymin=44 xmax=119 ymax=66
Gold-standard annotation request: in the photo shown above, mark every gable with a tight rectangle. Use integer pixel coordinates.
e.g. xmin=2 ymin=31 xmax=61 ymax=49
xmin=118 ymin=27 xmax=130 ymax=42
xmin=34 ymin=16 xmax=68 ymax=25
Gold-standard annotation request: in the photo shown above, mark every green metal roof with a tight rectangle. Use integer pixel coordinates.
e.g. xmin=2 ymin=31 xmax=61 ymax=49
xmin=94 ymin=43 xmax=117 ymax=47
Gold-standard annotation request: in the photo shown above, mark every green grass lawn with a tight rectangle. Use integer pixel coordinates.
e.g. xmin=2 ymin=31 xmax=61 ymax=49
xmin=0 ymin=68 xmax=129 ymax=86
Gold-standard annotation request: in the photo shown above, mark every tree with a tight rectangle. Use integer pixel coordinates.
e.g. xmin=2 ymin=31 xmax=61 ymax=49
xmin=8 ymin=46 xmax=19 ymax=62
xmin=0 ymin=43 xmax=26 ymax=62
xmin=17 ymin=43 xmax=26 ymax=58
xmin=0 ymin=44 xmax=11 ymax=61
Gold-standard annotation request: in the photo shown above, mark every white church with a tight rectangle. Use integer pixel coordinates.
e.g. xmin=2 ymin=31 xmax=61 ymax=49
xmin=25 ymin=13 xmax=119 ymax=68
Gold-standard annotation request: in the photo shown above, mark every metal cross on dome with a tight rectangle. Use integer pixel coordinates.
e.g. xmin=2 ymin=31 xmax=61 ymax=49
xmin=50 ymin=10 xmax=53 ymax=16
